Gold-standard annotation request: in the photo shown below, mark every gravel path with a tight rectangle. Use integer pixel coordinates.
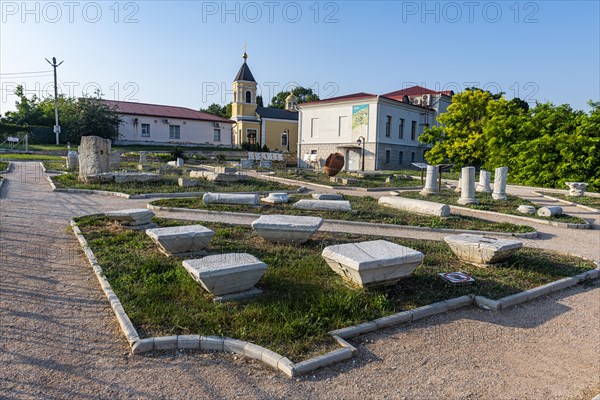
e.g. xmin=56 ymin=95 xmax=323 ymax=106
xmin=1 ymin=162 xmax=598 ymax=400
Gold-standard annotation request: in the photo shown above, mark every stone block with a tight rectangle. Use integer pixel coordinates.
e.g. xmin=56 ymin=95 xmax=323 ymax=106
xmin=322 ymin=240 xmax=424 ymax=287
xmin=106 ymin=209 xmax=154 ymax=223
xmin=154 ymin=336 xmax=178 ymax=351
xmin=240 ymin=159 xmax=254 ymax=169
xmin=178 ymin=178 xmax=200 ymax=188
xmin=311 ymin=193 xmax=344 ymax=200
xmin=215 ymin=166 xmax=237 ymax=174
xmin=251 ymin=215 xmax=323 ymax=244
xmin=565 ymin=182 xmax=587 ymax=197
xmin=444 ymin=234 xmax=523 ymax=266
xmin=182 ymin=253 xmax=267 ymax=296
xmin=200 ymin=335 xmax=224 ymax=352
xmin=203 ymin=192 xmax=259 ymax=205
xmin=78 ymin=135 xmax=111 ymax=180
xmin=223 ymin=338 xmax=247 ymax=354
xmin=378 ymin=196 xmax=450 ymax=217
xmin=146 ymin=225 xmax=215 ymax=256
xmin=261 ymin=193 xmax=289 ymax=204
xmin=292 ymin=199 xmax=352 ymax=212
xmin=537 ymin=206 xmax=563 ymax=217
xmin=177 ymin=335 xmax=200 ymax=350
xmin=113 ymin=172 xmax=161 ymax=184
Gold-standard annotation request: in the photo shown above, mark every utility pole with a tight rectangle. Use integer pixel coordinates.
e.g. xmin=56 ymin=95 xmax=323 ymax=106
xmin=45 ymin=57 xmax=64 ymax=145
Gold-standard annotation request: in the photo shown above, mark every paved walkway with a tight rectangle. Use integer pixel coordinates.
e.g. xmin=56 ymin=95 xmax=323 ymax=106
xmin=1 ymin=162 xmax=598 ymax=399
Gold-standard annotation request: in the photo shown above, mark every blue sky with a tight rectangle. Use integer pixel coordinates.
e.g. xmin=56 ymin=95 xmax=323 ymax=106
xmin=1 ymin=1 xmax=598 ymax=114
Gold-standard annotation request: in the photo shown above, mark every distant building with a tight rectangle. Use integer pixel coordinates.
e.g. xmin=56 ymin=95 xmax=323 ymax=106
xmin=102 ymin=100 xmax=234 ymax=147
xmin=230 ymin=52 xmax=299 ymax=153
xmin=297 ymin=86 xmax=453 ymax=171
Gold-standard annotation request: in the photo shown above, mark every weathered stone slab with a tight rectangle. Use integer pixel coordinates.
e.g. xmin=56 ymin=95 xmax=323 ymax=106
xmin=565 ymin=182 xmax=587 ymax=197
xmin=146 ymin=225 xmax=215 ymax=256
xmin=78 ymin=136 xmax=111 ymax=180
xmin=311 ymin=193 xmax=344 ymax=200
xmin=191 ymin=170 xmax=244 ymax=182
xmin=537 ymin=206 xmax=563 ymax=217
xmin=240 ymin=159 xmax=254 ymax=169
xmin=113 ymin=172 xmax=161 ymax=184
xmin=182 ymin=253 xmax=267 ymax=296
xmin=203 ymin=193 xmax=259 ymax=205
xmin=110 ymin=151 xmax=122 ymax=169
xmin=106 ymin=209 xmax=154 ymax=222
xmin=66 ymin=151 xmax=79 ymax=171
xmin=251 ymin=215 xmax=323 ymax=244
xmin=178 ymin=178 xmax=200 ymax=188
xmin=444 ymin=234 xmax=523 ymax=266
xmin=261 ymin=193 xmax=289 ymax=204
xmin=517 ymin=205 xmax=536 ymax=214
xmin=292 ymin=199 xmax=351 ymax=212
xmin=215 ymin=166 xmax=237 ymax=174
xmin=322 ymin=240 xmax=424 ymax=287
xmin=378 ymin=196 xmax=450 ymax=217
xmin=259 ymin=160 xmax=273 ymax=169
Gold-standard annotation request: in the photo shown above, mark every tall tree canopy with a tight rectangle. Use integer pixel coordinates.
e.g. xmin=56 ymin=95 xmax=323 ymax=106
xmin=269 ymin=86 xmax=319 ymax=108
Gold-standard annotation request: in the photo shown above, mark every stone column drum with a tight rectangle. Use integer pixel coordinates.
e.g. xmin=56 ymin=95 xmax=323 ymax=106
xmin=457 ymin=166 xmax=478 ymax=205
xmin=476 ymin=170 xmax=492 ymax=193
xmin=492 ymin=166 xmax=508 ymax=200
xmin=78 ymin=135 xmax=111 ymax=180
xmin=419 ymin=165 xmax=439 ymax=196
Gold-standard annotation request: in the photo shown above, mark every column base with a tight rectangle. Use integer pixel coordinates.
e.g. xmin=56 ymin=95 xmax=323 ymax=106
xmin=419 ymin=189 xmax=439 ymax=196
xmin=457 ymin=197 xmax=479 ymax=205
xmin=492 ymin=193 xmax=507 ymax=200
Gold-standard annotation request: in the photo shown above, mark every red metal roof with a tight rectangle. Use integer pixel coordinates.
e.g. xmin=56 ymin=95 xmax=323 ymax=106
xmin=99 ymin=99 xmax=233 ymax=123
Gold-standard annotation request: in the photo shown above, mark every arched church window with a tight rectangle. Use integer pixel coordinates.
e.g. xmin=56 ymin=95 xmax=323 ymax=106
xmin=246 ymin=91 xmax=252 ymax=103
xmin=281 ymin=133 xmax=288 ymax=146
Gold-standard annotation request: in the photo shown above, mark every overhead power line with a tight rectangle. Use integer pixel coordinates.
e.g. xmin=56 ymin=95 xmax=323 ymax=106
xmin=0 ymin=70 xmax=53 ymax=76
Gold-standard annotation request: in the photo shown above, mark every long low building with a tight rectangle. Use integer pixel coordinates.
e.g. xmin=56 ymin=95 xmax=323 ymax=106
xmin=101 ymin=99 xmax=234 ymax=147
xmin=297 ymin=86 xmax=452 ymax=171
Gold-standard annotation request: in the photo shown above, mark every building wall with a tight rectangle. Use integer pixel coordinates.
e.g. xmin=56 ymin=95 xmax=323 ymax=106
xmin=233 ymin=120 xmax=261 ymax=146
xmin=375 ymin=143 xmax=428 ymax=170
xmin=231 ymin=80 xmax=257 ymax=118
xmin=118 ymin=114 xmax=233 ymax=146
xmin=263 ymin=119 xmax=298 ymax=153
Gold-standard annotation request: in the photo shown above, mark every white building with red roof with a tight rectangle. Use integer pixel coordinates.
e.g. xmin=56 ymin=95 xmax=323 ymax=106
xmin=297 ymin=86 xmax=452 ymax=171
xmin=100 ymin=100 xmax=234 ymax=147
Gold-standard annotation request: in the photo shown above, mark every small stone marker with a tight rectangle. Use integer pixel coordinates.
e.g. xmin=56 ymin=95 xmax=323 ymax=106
xmin=137 ymin=164 xmax=151 ymax=171
xmin=476 ymin=170 xmax=492 ymax=193
xmin=517 ymin=205 xmax=536 ymax=214
xmin=341 ymin=178 xmax=359 ymax=185
xmin=214 ymin=166 xmax=237 ymax=174
xmin=139 ymin=151 xmax=147 ymax=164
xmin=261 ymin=193 xmax=289 ymax=204
xmin=444 ymin=234 xmax=523 ymax=267
xmin=167 ymin=161 xmax=177 ymax=167
xmin=565 ymin=182 xmax=587 ymax=197
xmin=176 ymin=158 xmax=184 ymax=167
xmin=178 ymin=178 xmax=200 ymax=187
xmin=112 ymin=172 xmax=161 ymax=184
xmin=106 ymin=208 xmax=157 ymax=229
xmin=240 ymin=159 xmax=254 ymax=169
xmin=292 ymin=199 xmax=352 ymax=212
xmin=420 ymin=165 xmax=439 ymax=195
xmin=182 ymin=253 xmax=267 ymax=301
xmin=457 ymin=166 xmax=479 ymax=205
xmin=251 ymin=214 xmax=323 ymax=244
xmin=66 ymin=151 xmax=79 ymax=171
xmin=378 ymin=196 xmax=450 ymax=217
xmin=78 ymin=135 xmax=111 ymax=181
xmin=439 ymin=272 xmax=475 ymax=285
xmin=110 ymin=151 xmax=122 ymax=169
xmin=492 ymin=166 xmax=508 ymax=200
xmin=203 ymin=192 xmax=259 ymax=205
xmin=146 ymin=224 xmax=214 ymax=256
xmin=537 ymin=206 xmax=563 ymax=217
xmin=311 ymin=193 xmax=344 ymax=200
xmin=322 ymin=240 xmax=424 ymax=287
xmin=259 ymin=160 xmax=273 ymax=169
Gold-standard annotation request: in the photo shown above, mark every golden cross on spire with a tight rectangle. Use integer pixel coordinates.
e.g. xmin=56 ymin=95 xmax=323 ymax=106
xmin=290 ymin=81 xmax=295 ymax=92
xmin=243 ymin=43 xmax=248 ymax=61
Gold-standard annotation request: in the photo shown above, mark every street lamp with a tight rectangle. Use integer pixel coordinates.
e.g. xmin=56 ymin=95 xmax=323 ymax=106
xmin=356 ymin=136 xmax=365 ymax=171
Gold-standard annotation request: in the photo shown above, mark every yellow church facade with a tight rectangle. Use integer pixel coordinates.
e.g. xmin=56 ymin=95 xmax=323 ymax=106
xmin=230 ymin=53 xmax=299 ymax=155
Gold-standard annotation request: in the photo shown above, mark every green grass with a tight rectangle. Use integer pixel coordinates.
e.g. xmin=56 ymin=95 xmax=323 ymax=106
xmin=274 ymin=170 xmax=421 ymax=188
xmin=151 ymin=194 xmax=535 ymax=233
xmin=396 ymin=190 xmax=586 ymax=224
xmin=0 ymin=153 xmax=64 ymax=161
xmin=42 ymin=160 xmax=69 ymax=172
xmin=538 ymin=192 xmax=600 ymax=209
xmin=0 ymin=161 xmax=8 ymax=172
xmin=51 ymin=173 xmax=293 ymax=195
xmin=76 ymin=216 xmax=596 ymax=360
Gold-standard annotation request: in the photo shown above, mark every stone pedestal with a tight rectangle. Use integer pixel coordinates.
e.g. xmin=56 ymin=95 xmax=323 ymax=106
xmin=444 ymin=234 xmax=523 ymax=267
xmin=492 ymin=166 xmax=508 ymax=200
xmin=476 ymin=170 xmax=492 ymax=193
xmin=565 ymin=182 xmax=587 ymax=197
xmin=322 ymin=240 xmax=424 ymax=287
xmin=78 ymin=136 xmax=111 ymax=181
xmin=457 ymin=166 xmax=478 ymax=205
xmin=106 ymin=208 xmax=156 ymax=229
xmin=146 ymin=225 xmax=214 ymax=256
xmin=419 ymin=165 xmax=439 ymax=196
xmin=251 ymin=215 xmax=323 ymax=244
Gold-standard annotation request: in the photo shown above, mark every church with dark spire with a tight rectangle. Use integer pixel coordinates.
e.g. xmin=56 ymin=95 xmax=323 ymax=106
xmin=230 ymin=50 xmax=299 ymax=153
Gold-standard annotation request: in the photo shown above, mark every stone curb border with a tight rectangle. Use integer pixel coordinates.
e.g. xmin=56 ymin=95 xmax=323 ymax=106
xmin=256 ymin=173 xmax=423 ymax=192
xmin=532 ymin=191 xmax=600 ymax=214
xmin=448 ymin=204 xmax=591 ymax=230
xmin=44 ymin=174 xmax=302 ymax=199
xmin=0 ymin=161 xmax=12 ymax=174
xmin=39 ymin=161 xmax=69 ymax=175
xmin=71 ymin=216 xmax=598 ymax=378
xmin=147 ymin=203 xmax=539 ymax=239
xmin=0 ymin=176 xmax=5 ymax=192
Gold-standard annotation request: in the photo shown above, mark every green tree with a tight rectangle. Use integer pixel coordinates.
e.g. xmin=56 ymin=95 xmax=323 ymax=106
xmin=2 ymin=85 xmax=49 ymax=126
xmin=269 ymin=86 xmax=319 ymax=108
xmin=68 ymin=95 xmax=122 ymax=142
xmin=256 ymin=95 xmax=264 ymax=107
xmin=200 ymin=103 xmax=232 ymax=118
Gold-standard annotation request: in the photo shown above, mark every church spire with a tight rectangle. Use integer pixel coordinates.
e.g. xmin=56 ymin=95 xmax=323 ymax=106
xmin=243 ymin=43 xmax=248 ymax=63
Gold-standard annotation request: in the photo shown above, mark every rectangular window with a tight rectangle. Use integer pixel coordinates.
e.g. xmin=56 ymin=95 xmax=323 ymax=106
xmin=399 ymin=118 xmax=405 ymax=139
xmin=214 ymin=129 xmax=221 ymax=142
xmin=411 ymin=121 xmax=417 ymax=140
xmin=385 ymin=115 xmax=392 ymax=137
xmin=411 ymin=152 xmax=416 ymax=163
xmin=141 ymin=123 xmax=150 ymax=137
xmin=169 ymin=125 xmax=180 ymax=139
xmin=311 ymin=118 xmax=319 ymax=138
xmin=338 ymin=116 xmax=347 ymax=137
xmin=398 ymin=151 xmax=403 ymax=165
xmin=385 ymin=149 xmax=391 ymax=164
